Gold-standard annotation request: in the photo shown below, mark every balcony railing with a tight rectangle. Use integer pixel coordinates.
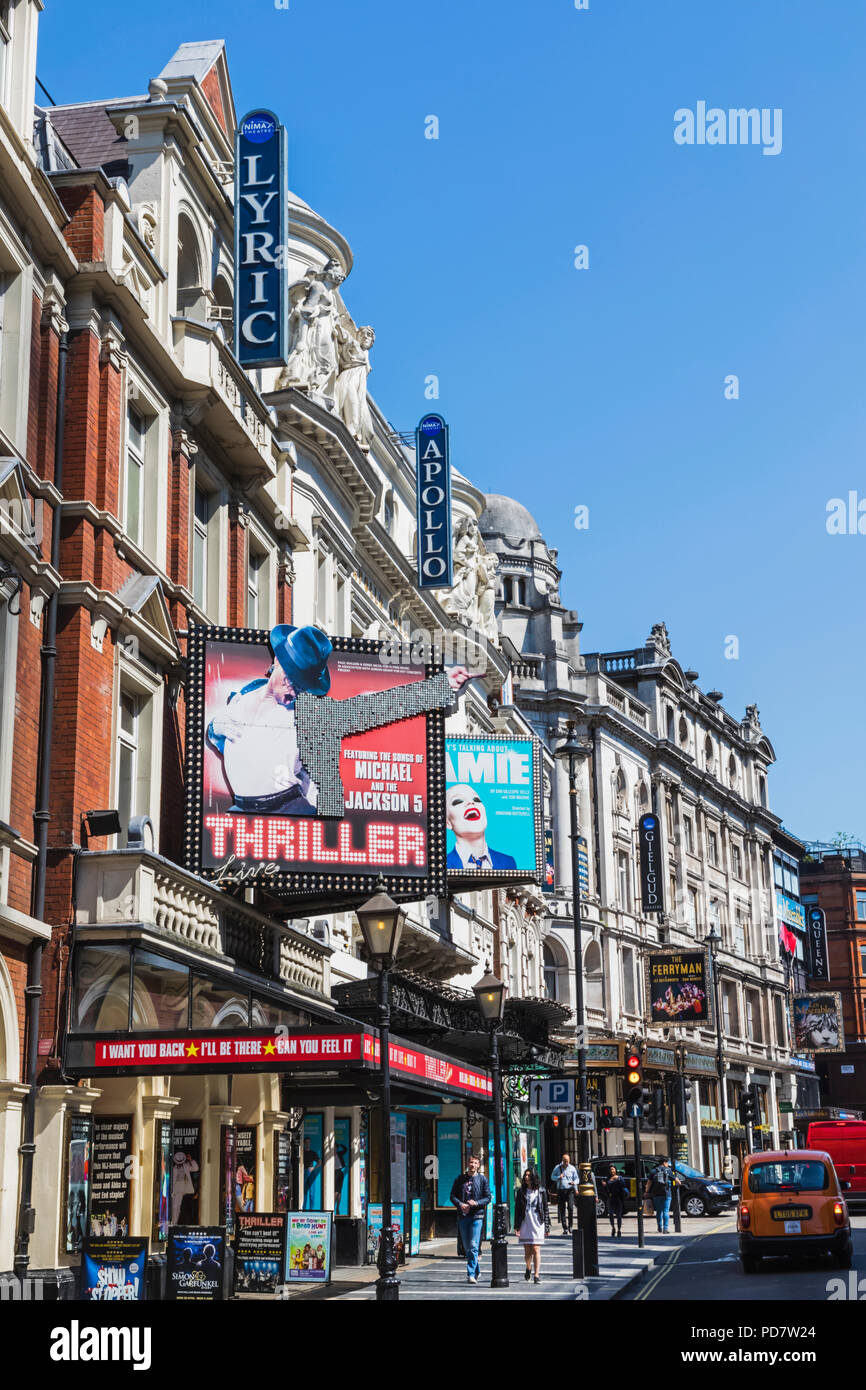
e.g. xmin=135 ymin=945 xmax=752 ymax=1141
xmin=75 ymin=849 xmax=330 ymax=1002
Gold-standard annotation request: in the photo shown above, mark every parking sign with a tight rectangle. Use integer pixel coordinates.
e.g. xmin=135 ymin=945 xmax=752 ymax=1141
xmin=529 ymin=1079 xmax=575 ymax=1114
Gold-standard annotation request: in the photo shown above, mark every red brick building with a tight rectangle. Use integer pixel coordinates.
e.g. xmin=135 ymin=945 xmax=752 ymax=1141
xmin=800 ymin=845 xmax=866 ymax=1116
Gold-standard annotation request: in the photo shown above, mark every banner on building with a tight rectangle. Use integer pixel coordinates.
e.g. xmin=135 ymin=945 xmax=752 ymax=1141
xmin=415 ymin=413 xmax=452 ymax=589
xmin=286 ymin=1211 xmax=333 ymax=1281
xmin=776 ymin=889 xmax=805 ymax=955
xmin=89 ymin=1116 xmax=133 ymax=1238
xmin=793 ymin=992 xmax=844 ymax=1053
xmin=185 ymin=626 xmax=454 ymax=899
xmin=234 ymin=110 xmax=288 ymax=368
xmin=334 ymin=1116 xmax=351 ymax=1217
xmin=274 ymin=1131 xmax=292 ymax=1213
xmin=80 ymin=1236 xmax=148 ymax=1301
xmin=410 ymin=1197 xmax=422 ymax=1256
xmin=302 ymin=1113 xmax=323 ymax=1211
xmin=234 ymin=1213 xmax=287 ymax=1295
xmin=166 ymin=1226 xmax=227 ymax=1301
xmin=638 ymin=813 xmax=665 ymax=914
xmin=235 ymin=1126 xmax=257 ymax=1213
xmin=153 ymin=1120 xmax=172 ymax=1243
xmin=171 ymin=1121 xmax=202 ymax=1226
xmin=646 ymin=950 xmax=710 ymax=1026
xmin=444 ymin=735 xmax=543 ymax=883
xmin=64 ymin=1113 xmax=92 ymax=1254
xmin=219 ymin=1126 xmax=237 ymax=1236
xmin=543 ymin=824 xmax=555 ymax=892
xmin=806 ymin=907 xmax=830 ymax=982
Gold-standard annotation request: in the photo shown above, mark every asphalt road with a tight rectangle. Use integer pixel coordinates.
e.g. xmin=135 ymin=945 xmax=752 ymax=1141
xmin=623 ymin=1214 xmax=866 ymax=1301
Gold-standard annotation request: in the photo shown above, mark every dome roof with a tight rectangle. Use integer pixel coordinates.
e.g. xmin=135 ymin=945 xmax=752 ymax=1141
xmin=479 ymin=493 xmax=543 ymax=545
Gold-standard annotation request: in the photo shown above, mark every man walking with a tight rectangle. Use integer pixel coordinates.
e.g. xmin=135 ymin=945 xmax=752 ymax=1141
xmin=550 ymin=1152 xmax=579 ymax=1235
xmin=449 ymin=1154 xmax=491 ymax=1283
xmin=644 ymin=1157 xmax=675 ymax=1234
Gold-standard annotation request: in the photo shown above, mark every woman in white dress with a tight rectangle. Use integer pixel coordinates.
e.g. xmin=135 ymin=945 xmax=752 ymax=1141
xmin=514 ymin=1167 xmax=550 ymax=1284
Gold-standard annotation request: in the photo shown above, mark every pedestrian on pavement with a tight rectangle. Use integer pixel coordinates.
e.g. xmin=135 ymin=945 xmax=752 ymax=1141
xmin=449 ymin=1153 xmax=492 ymax=1284
xmin=515 ymin=1167 xmax=550 ymax=1284
xmin=550 ymin=1151 xmax=579 ymax=1234
xmin=603 ymin=1164 xmax=629 ymax=1238
xmin=644 ymin=1157 xmax=674 ymax=1233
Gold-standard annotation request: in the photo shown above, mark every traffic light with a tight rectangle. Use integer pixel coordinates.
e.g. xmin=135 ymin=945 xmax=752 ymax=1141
xmin=739 ymin=1084 xmax=757 ymax=1126
xmin=749 ymin=1082 xmax=761 ymax=1125
xmin=674 ymin=1074 xmax=693 ymax=1126
xmin=651 ymin=1084 xmax=666 ymax=1129
xmin=624 ymin=1048 xmax=643 ymax=1114
xmin=600 ymin=1105 xmax=613 ymax=1131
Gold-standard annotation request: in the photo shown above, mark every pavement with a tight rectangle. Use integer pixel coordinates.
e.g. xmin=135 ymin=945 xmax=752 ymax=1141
xmin=276 ymin=1213 xmax=735 ymax=1301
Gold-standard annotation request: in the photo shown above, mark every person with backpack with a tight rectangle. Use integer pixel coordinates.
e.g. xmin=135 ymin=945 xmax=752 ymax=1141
xmin=644 ymin=1157 xmax=675 ymax=1233
xmin=603 ymin=1164 xmax=629 ymax=1238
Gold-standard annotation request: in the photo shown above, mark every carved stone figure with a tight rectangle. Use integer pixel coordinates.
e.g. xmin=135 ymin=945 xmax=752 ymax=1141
xmin=335 ymin=323 xmax=375 ymax=448
xmin=438 ymin=517 xmax=499 ymax=646
xmin=276 ymin=259 xmax=346 ymax=402
xmin=649 ymin=621 xmax=671 ymax=655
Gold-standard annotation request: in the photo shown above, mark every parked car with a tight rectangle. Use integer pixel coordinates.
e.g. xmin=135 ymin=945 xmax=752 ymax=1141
xmin=805 ymin=1120 xmax=866 ymax=1209
xmin=591 ymin=1155 xmax=735 ymax=1217
xmin=737 ymin=1149 xmax=853 ymax=1274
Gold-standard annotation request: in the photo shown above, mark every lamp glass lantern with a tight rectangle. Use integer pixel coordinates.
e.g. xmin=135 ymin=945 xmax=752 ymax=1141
xmin=356 ymin=888 xmax=405 ymax=966
xmin=473 ymin=972 xmax=506 ymax=1025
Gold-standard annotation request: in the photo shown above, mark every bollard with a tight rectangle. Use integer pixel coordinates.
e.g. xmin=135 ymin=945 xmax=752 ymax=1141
xmin=571 ymin=1226 xmax=585 ymax=1278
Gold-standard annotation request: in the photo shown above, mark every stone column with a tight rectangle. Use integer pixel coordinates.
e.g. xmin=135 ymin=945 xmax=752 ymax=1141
xmin=261 ymin=1108 xmax=291 ymax=1212
xmin=0 ymin=1080 xmax=28 ymax=1275
xmin=205 ymin=1102 xmax=241 ymax=1226
xmin=140 ymin=1093 xmax=181 ymax=1242
xmin=322 ymin=1106 xmax=336 ymax=1212
xmin=30 ymin=1084 xmax=102 ymax=1288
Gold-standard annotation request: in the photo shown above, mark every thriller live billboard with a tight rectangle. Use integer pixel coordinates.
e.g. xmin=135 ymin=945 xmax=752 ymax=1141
xmin=184 ymin=625 xmax=462 ymax=898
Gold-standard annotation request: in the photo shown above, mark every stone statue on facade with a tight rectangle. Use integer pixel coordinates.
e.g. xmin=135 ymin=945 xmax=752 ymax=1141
xmin=334 ymin=322 xmax=375 ymax=449
xmin=276 ymin=259 xmax=346 ymax=403
xmin=437 ymin=517 xmax=499 ymax=645
xmin=649 ymin=621 xmax=671 ymax=655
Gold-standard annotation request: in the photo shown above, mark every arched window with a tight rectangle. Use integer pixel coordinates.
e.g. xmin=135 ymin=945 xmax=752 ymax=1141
xmin=666 ymin=706 xmax=675 ymax=742
xmin=638 ymin=781 xmax=650 ymax=814
xmin=176 ymin=212 xmax=204 ymax=316
xmin=704 ymin=735 xmax=714 ymax=773
xmin=585 ymin=941 xmax=604 ymax=1011
xmin=212 ymin=272 xmax=233 ymax=345
xmin=615 ymin=767 xmax=628 ymax=814
xmin=678 ymin=716 xmax=689 ymax=748
xmin=728 ymin=754 xmax=738 ymax=790
xmin=543 ymin=939 xmax=569 ymax=1003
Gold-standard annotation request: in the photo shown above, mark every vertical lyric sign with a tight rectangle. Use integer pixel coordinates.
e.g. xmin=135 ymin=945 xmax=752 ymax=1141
xmin=234 ymin=109 xmax=288 ymax=368
xmin=415 ymin=413 xmax=453 ymax=589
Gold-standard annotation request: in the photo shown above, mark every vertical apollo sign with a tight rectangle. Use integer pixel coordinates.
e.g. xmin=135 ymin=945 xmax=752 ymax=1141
xmin=638 ymin=812 xmax=664 ymax=914
xmin=234 ymin=110 xmax=288 ymax=369
xmin=415 ymin=414 xmax=452 ymax=589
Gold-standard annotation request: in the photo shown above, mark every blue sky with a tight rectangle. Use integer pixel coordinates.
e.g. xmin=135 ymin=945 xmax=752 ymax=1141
xmin=38 ymin=0 xmax=866 ymax=843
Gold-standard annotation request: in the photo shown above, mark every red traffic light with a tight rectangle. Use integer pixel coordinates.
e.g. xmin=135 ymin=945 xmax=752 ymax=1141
xmin=626 ymin=1052 xmax=640 ymax=1069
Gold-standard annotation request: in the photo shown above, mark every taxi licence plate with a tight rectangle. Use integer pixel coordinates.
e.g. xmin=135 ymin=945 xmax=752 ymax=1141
xmin=784 ymin=1220 xmax=801 ymax=1234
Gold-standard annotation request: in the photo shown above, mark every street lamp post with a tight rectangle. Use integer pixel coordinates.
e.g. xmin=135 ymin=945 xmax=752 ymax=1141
xmin=554 ymin=723 xmax=599 ymax=1278
xmin=704 ymin=925 xmax=731 ymax=1175
xmin=356 ymin=884 xmax=406 ymax=1302
xmin=473 ymin=972 xmax=509 ymax=1288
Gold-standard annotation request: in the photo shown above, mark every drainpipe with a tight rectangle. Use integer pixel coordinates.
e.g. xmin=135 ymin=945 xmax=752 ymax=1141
xmin=14 ymin=329 xmax=68 ymax=1282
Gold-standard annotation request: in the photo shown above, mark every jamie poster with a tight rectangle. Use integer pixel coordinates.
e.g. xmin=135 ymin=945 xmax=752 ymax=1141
xmin=81 ymin=1236 xmax=148 ymax=1301
xmin=234 ymin=1212 xmax=286 ymax=1294
xmin=186 ymin=627 xmax=452 ymax=898
xmin=793 ymin=992 xmax=844 ymax=1053
xmin=646 ymin=951 xmax=710 ymax=1026
xmin=285 ymin=1211 xmax=332 ymax=1282
xmin=444 ymin=735 xmax=542 ymax=881
xmin=166 ymin=1226 xmax=226 ymax=1301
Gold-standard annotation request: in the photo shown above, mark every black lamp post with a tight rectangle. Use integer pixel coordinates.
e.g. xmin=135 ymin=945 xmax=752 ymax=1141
xmin=554 ymin=723 xmax=599 ymax=1277
xmin=703 ymin=924 xmax=731 ymax=1174
xmin=473 ymin=971 xmax=509 ymax=1288
xmin=357 ymin=884 xmax=406 ymax=1302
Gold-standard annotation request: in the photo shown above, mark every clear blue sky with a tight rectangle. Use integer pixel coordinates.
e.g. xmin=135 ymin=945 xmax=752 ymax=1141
xmin=38 ymin=0 xmax=866 ymax=844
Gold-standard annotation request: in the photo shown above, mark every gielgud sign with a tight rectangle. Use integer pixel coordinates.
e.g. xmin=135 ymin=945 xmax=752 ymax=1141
xmin=646 ymin=950 xmax=710 ymax=1026
xmin=185 ymin=624 xmax=470 ymax=897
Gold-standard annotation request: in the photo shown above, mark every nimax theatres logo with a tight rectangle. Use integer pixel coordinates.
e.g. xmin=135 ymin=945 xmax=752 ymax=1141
xmin=674 ymin=102 xmax=782 ymax=156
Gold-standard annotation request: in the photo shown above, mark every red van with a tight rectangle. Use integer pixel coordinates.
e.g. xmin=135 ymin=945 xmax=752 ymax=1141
xmin=806 ymin=1121 xmax=866 ymax=1207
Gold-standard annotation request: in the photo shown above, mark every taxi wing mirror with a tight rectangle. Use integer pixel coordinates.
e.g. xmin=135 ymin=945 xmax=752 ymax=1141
xmin=840 ymin=1179 xmax=852 ymax=1191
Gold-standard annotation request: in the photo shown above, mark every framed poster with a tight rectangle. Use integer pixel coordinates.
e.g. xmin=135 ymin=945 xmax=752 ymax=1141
xmin=89 ymin=1116 xmax=133 ymax=1238
xmin=285 ymin=1211 xmax=332 ymax=1282
xmin=391 ymin=1112 xmax=407 ymax=1205
xmin=234 ymin=1212 xmax=286 ymax=1294
xmin=185 ymin=626 xmax=456 ymax=900
xmin=64 ymin=1113 xmax=92 ymax=1254
xmin=81 ymin=1236 xmax=148 ymax=1301
xmin=273 ymin=1130 xmax=292 ymax=1213
xmin=410 ymin=1197 xmax=422 ymax=1256
xmin=219 ymin=1125 xmax=237 ymax=1235
xmin=333 ymin=1116 xmax=351 ymax=1217
xmin=366 ymin=1203 xmax=405 ymax=1266
xmin=302 ymin=1114 xmax=323 ymax=1211
xmin=153 ymin=1120 xmax=172 ymax=1243
xmin=444 ymin=735 xmax=543 ymax=883
xmin=171 ymin=1120 xmax=202 ymax=1226
xmin=435 ymin=1120 xmax=462 ymax=1209
xmin=235 ymin=1125 xmax=258 ymax=1213
xmin=793 ymin=992 xmax=845 ymax=1053
xmin=166 ymin=1226 xmax=226 ymax=1301
xmin=646 ymin=950 xmax=710 ymax=1026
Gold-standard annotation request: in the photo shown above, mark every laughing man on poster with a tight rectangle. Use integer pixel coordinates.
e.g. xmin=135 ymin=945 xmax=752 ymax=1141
xmin=445 ymin=784 xmax=517 ymax=870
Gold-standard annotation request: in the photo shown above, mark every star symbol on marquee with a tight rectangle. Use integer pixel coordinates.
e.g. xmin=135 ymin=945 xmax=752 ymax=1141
xmin=263 ymin=1040 xmax=276 ymax=1056
xmin=186 ymin=1041 xmax=199 ymax=1057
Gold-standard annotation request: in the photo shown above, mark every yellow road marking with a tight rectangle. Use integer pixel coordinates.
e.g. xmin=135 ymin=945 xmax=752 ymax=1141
xmin=635 ymin=1219 xmax=731 ymax=1300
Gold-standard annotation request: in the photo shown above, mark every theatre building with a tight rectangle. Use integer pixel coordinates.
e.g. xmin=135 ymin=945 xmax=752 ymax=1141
xmin=0 ymin=18 xmax=565 ymax=1296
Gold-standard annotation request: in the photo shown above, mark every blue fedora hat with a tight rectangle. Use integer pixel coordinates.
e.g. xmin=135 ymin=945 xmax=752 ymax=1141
xmin=270 ymin=624 xmax=332 ymax=696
